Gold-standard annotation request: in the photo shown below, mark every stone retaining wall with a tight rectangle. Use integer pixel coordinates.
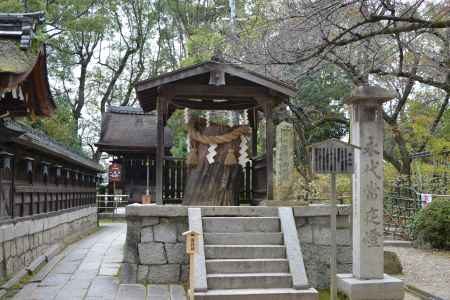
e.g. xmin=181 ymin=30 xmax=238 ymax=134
xmin=125 ymin=204 xmax=352 ymax=289
xmin=125 ymin=215 xmax=188 ymax=284
xmin=293 ymin=206 xmax=352 ymax=288
xmin=0 ymin=205 xmax=97 ymax=280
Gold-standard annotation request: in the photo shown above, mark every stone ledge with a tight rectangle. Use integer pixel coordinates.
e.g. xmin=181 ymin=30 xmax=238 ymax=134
xmin=126 ymin=204 xmax=351 ymax=218
xmin=337 ymin=273 xmax=404 ymax=300
xmin=0 ymin=206 xmax=97 ymax=242
xmin=293 ymin=204 xmax=351 ymax=217
xmin=127 ymin=204 xmax=188 ymax=217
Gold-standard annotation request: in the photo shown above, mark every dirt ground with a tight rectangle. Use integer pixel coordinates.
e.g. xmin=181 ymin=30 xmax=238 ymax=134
xmin=385 ymin=246 xmax=450 ymax=299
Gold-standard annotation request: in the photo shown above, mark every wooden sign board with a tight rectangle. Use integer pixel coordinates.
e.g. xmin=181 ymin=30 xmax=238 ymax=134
xmin=310 ymin=139 xmax=357 ymax=174
xmin=108 ymin=163 xmax=121 ymax=182
xmin=183 ymin=230 xmax=200 ymax=255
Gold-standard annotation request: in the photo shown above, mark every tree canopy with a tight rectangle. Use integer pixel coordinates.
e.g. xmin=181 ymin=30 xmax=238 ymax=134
xmin=1 ymin=0 xmax=448 ymax=187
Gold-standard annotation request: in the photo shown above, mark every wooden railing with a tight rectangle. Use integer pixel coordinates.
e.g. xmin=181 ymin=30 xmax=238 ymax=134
xmin=12 ymin=185 xmax=96 ymax=218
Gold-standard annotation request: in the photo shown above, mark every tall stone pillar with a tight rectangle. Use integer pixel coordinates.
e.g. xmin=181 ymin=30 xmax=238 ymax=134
xmin=337 ymin=86 xmax=404 ymax=300
xmin=275 ymin=121 xmax=294 ymax=200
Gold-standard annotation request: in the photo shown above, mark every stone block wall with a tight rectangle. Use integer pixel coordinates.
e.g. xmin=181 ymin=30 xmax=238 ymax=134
xmin=125 ymin=215 xmax=188 ymax=284
xmin=294 ymin=205 xmax=352 ymax=289
xmin=125 ymin=204 xmax=352 ymax=289
xmin=0 ymin=206 xmax=97 ymax=280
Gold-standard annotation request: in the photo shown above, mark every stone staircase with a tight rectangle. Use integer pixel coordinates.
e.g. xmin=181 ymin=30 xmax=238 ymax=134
xmin=193 ymin=210 xmax=318 ymax=300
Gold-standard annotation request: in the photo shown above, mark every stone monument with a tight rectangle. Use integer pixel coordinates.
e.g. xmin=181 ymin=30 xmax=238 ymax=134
xmin=275 ymin=121 xmax=295 ymax=200
xmin=337 ymin=85 xmax=404 ymax=300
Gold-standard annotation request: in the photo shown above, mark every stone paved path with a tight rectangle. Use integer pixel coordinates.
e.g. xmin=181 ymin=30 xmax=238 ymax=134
xmin=385 ymin=246 xmax=450 ymax=299
xmin=11 ymin=223 xmax=187 ymax=300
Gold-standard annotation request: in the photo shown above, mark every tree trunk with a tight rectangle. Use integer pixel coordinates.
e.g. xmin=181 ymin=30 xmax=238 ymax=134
xmin=183 ymin=124 xmax=243 ymax=206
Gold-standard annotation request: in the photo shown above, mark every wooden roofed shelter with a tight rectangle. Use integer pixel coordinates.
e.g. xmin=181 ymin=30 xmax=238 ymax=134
xmin=96 ymin=106 xmax=173 ymax=203
xmin=0 ymin=12 xmax=55 ymax=117
xmin=135 ymin=60 xmax=297 ymax=205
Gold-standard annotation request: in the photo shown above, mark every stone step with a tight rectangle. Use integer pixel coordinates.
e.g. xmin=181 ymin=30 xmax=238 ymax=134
xmin=207 ymin=273 xmax=292 ymax=289
xmin=205 ymin=245 xmax=286 ymax=259
xmin=206 ymin=258 xmax=289 ymax=274
xmin=204 ymin=232 xmax=283 ymax=245
xmin=195 ymin=288 xmax=319 ymax=300
xmin=202 ymin=217 xmax=280 ymax=233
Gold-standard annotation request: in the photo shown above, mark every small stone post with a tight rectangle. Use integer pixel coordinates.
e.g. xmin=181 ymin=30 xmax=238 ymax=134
xmin=275 ymin=121 xmax=294 ymax=200
xmin=337 ymin=85 xmax=404 ymax=300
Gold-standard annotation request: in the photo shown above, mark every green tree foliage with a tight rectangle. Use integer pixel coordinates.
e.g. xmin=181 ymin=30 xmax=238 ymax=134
xmin=0 ymin=0 xmax=24 ymax=12
xmin=167 ymin=110 xmax=187 ymax=158
xmin=26 ymin=97 xmax=83 ymax=152
xmin=294 ymin=65 xmax=351 ymax=143
xmin=181 ymin=27 xmax=225 ymax=66
xmin=287 ymin=66 xmax=352 ymax=196
xmin=0 ymin=0 xmax=44 ymax=12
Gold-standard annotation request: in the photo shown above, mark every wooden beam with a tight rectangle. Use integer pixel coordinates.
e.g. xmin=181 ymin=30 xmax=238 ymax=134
xmin=171 ymin=98 xmax=257 ymax=110
xmin=264 ymin=102 xmax=274 ymax=201
xmin=162 ymin=84 xmax=271 ymax=99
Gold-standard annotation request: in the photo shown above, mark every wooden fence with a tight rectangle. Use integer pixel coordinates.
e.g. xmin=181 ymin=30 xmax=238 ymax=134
xmin=0 ymin=167 xmax=97 ymax=219
xmin=161 ymin=157 xmax=264 ymax=205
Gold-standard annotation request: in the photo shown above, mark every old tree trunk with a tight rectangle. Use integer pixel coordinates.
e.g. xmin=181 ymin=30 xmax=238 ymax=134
xmin=183 ymin=124 xmax=243 ymax=206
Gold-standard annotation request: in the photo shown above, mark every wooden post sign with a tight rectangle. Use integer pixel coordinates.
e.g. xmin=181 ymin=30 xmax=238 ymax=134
xmin=108 ymin=163 xmax=121 ymax=182
xmin=310 ymin=138 xmax=356 ymax=174
xmin=310 ymin=139 xmax=357 ymax=300
xmin=183 ymin=230 xmax=201 ymax=300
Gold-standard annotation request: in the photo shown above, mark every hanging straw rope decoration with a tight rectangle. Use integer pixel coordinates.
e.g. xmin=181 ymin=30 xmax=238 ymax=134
xmin=186 ymin=121 xmax=251 ymax=167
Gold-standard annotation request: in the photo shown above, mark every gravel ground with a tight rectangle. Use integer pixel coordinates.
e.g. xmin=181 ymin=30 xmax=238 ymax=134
xmin=385 ymin=246 xmax=450 ymax=299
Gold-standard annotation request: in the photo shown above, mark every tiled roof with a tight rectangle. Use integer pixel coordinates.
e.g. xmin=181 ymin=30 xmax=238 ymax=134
xmin=96 ymin=106 xmax=172 ymax=152
xmin=3 ymin=120 xmax=103 ymax=172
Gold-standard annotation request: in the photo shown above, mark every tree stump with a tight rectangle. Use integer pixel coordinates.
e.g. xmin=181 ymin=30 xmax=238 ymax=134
xmin=183 ymin=124 xmax=243 ymax=206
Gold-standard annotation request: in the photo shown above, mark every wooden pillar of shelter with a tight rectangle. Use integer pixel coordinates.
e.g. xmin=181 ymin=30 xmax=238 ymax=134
xmin=264 ymin=102 xmax=274 ymax=201
xmin=155 ymin=96 xmax=166 ymax=205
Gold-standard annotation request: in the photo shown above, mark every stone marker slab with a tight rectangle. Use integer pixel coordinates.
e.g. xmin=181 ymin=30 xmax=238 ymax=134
xmin=337 ymin=273 xmax=404 ymax=300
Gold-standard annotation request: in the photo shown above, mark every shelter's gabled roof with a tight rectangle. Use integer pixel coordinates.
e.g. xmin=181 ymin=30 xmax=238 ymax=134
xmin=3 ymin=120 xmax=103 ymax=172
xmin=0 ymin=11 xmax=55 ymax=117
xmin=135 ymin=60 xmax=298 ymax=113
xmin=96 ymin=106 xmax=173 ymax=154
